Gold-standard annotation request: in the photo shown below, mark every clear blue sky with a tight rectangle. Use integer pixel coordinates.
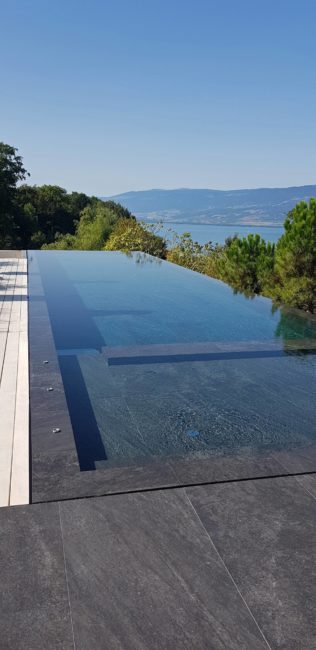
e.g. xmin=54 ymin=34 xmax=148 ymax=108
xmin=1 ymin=0 xmax=316 ymax=195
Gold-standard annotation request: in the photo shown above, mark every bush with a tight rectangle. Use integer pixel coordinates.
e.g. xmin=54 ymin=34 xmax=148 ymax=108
xmin=105 ymin=219 xmax=167 ymax=258
xmin=167 ymin=232 xmax=224 ymax=278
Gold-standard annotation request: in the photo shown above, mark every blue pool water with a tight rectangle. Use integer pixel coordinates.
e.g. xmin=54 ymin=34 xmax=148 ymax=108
xmin=29 ymin=250 xmax=316 ymax=471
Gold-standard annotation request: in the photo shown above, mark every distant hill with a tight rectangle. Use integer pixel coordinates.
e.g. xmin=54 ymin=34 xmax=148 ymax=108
xmin=103 ymin=186 xmax=316 ymax=225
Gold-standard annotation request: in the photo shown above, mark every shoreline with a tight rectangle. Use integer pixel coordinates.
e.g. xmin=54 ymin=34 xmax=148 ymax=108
xmin=142 ymin=221 xmax=283 ymax=228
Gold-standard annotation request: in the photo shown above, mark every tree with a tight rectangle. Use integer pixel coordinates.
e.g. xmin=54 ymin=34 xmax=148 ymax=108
xmin=274 ymin=199 xmax=316 ymax=312
xmin=0 ymin=143 xmax=29 ymax=246
xmin=102 ymin=200 xmax=134 ymax=221
xmin=68 ymin=191 xmax=92 ymax=216
xmin=74 ymin=203 xmax=118 ymax=249
xmin=42 ymin=196 xmax=136 ymax=250
xmin=14 ymin=184 xmax=38 ymax=248
xmin=35 ymin=185 xmax=74 ymax=240
xmin=167 ymin=232 xmax=204 ymax=271
xmin=43 ymin=201 xmax=126 ymax=250
xmin=42 ymin=233 xmax=77 ymax=250
xmin=15 ymin=184 xmax=95 ymax=247
xmin=219 ymin=234 xmax=275 ymax=294
xmin=105 ymin=219 xmax=167 ymax=258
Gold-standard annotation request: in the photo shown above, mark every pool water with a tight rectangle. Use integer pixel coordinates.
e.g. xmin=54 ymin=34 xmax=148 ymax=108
xmin=28 ymin=250 xmax=316 ymax=471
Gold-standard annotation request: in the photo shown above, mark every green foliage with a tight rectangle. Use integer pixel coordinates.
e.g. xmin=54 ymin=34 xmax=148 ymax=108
xmin=105 ymin=219 xmax=167 ymax=258
xmin=101 ymin=200 xmax=133 ymax=221
xmin=44 ymin=201 xmax=135 ymax=251
xmin=167 ymin=232 xmax=223 ymax=277
xmin=168 ymin=232 xmax=276 ymax=296
xmin=219 ymin=234 xmax=275 ymax=294
xmin=72 ymin=203 xmax=120 ymax=250
xmin=0 ymin=142 xmax=29 ymax=247
xmin=167 ymin=232 xmax=202 ymax=270
xmin=273 ymin=199 xmax=316 ymax=311
xmin=42 ymin=233 xmax=77 ymax=250
xmin=16 ymin=184 xmax=93 ymax=247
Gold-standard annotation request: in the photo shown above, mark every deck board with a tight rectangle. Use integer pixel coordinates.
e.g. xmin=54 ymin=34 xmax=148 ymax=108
xmin=0 ymin=255 xmax=29 ymax=506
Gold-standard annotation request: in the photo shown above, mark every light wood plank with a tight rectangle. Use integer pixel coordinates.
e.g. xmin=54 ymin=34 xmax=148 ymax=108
xmin=0 ymin=252 xmax=29 ymax=507
xmin=10 ymin=331 xmax=29 ymax=505
xmin=0 ymin=389 xmax=15 ymax=506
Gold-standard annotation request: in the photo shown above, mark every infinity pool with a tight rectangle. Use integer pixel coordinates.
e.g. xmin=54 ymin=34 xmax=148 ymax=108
xmin=28 ymin=250 xmax=316 ymax=472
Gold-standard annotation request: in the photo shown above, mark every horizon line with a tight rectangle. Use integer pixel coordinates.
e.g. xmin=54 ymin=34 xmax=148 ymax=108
xmin=105 ymin=183 xmax=316 ymax=198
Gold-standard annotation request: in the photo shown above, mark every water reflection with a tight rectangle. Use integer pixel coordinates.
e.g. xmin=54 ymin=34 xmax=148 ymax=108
xmin=124 ymin=251 xmax=163 ymax=265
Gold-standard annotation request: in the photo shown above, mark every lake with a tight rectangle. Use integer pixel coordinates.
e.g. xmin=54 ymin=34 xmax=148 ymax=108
xmin=158 ymin=223 xmax=283 ymax=246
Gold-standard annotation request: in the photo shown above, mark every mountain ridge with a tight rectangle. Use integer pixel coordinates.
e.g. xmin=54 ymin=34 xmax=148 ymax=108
xmin=102 ymin=185 xmax=316 ymax=225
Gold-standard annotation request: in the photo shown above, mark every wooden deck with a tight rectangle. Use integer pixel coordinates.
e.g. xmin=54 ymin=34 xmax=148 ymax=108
xmin=0 ymin=255 xmax=29 ymax=506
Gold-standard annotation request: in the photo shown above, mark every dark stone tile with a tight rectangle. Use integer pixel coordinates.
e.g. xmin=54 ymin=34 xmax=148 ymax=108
xmin=60 ymin=490 xmax=268 ymax=650
xmin=28 ymin=301 xmax=50 ymax=319
xmin=187 ymin=476 xmax=316 ymax=649
xmin=29 ymin=334 xmax=60 ymax=378
xmin=28 ymin=300 xmax=59 ymax=371
xmin=30 ymin=367 xmax=67 ymax=390
xmin=170 ymin=448 xmax=284 ymax=484
xmin=31 ymin=425 xmax=76 ymax=455
xmin=0 ymin=502 xmax=74 ymax=649
xmin=31 ymin=384 xmax=70 ymax=433
xmin=29 ymin=339 xmax=58 ymax=363
xmin=28 ymin=296 xmax=80 ymax=467
xmin=32 ymin=450 xmax=80 ymax=501
xmin=272 ymin=444 xmax=316 ymax=475
xmin=29 ymin=340 xmax=58 ymax=362
xmin=30 ymin=373 xmax=66 ymax=396
xmin=0 ymin=609 xmax=73 ymax=650
xmin=28 ymin=317 xmax=55 ymax=344
xmin=31 ymin=386 xmax=71 ymax=423
xmin=294 ymin=473 xmax=316 ymax=498
xmin=30 ymin=386 xmax=76 ymax=455
xmin=31 ymin=451 xmax=177 ymax=502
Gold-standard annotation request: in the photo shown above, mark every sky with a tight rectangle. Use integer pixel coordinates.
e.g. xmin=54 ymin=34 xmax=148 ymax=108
xmin=1 ymin=0 xmax=316 ymax=195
